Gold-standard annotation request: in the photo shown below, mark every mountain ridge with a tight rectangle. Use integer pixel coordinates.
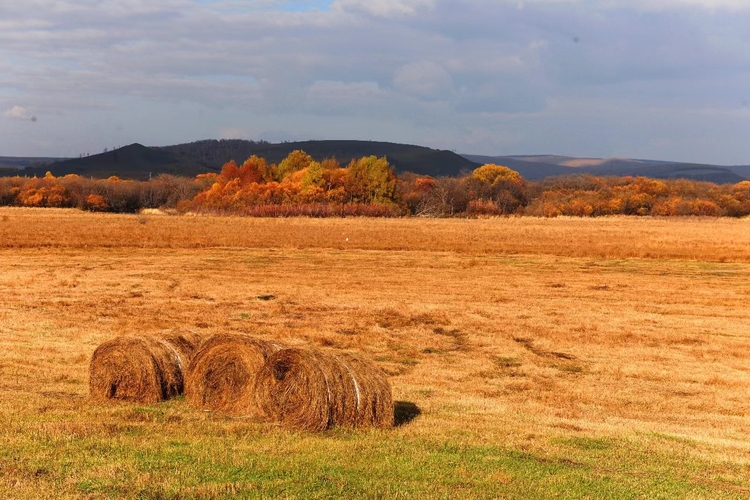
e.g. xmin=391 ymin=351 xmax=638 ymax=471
xmin=462 ymin=154 xmax=748 ymax=184
xmin=1 ymin=141 xmax=747 ymax=183
xmin=3 ymin=140 xmax=479 ymax=180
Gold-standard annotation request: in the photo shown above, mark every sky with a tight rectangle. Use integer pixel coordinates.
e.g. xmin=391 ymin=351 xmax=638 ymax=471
xmin=1 ymin=0 xmax=749 ymax=164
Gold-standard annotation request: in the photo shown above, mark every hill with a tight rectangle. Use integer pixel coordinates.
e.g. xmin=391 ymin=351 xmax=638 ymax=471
xmin=4 ymin=142 xmax=746 ymax=183
xmin=5 ymin=140 xmax=479 ymax=180
xmin=156 ymin=139 xmax=479 ymax=177
xmin=0 ymin=156 xmax=68 ymax=176
xmin=10 ymin=144 xmax=201 ymax=180
xmin=463 ymin=154 xmax=747 ymax=183
xmin=463 ymin=155 xmax=578 ymax=179
xmin=728 ymin=165 xmax=750 ymax=179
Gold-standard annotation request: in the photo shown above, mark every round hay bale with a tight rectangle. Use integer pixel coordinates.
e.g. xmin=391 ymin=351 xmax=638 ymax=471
xmin=254 ymin=348 xmax=393 ymax=431
xmin=335 ymin=352 xmax=394 ymax=429
xmin=253 ymin=348 xmax=334 ymax=431
xmin=160 ymin=329 xmax=204 ymax=363
xmin=184 ymin=333 xmax=280 ymax=415
xmin=89 ymin=336 xmax=187 ymax=403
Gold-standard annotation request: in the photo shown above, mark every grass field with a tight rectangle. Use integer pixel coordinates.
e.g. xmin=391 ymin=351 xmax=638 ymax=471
xmin=1 ymin=208 xmax=750 ymax=498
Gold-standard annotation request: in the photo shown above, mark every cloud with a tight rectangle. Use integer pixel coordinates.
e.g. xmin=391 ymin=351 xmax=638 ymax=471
xmin=332 ymin=0 xmax=434 ymax=17
xmin=393 ymin=62 xmax=454 ymax=100
xmin=218 ymin=127 xmax=249 ymax=140
xmin=4 ymin=105 xmax=33 ymax=120
xmin=0 ymin=0 xmax=749 ymax=163
xmin=629 ymin=0 xmax=750 ymax=12
xmin=456 ymin=81 xmax=547 ymax=114
xmin=305 ymin=80 xmax=389 ymax=114
xmin=516 ymin=0 xmax=750 ymax=9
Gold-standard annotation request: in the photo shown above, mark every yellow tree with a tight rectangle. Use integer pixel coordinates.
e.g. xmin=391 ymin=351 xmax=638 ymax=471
xmin=301 ymin=161 xmax=325 ymax=190
xmin=346 ymin=156 xmax=397 ymax=204
xmin=275 ymin=150 xmax=314 ymax=182
xmin=466 ymin=164 xmax=526 ymax=214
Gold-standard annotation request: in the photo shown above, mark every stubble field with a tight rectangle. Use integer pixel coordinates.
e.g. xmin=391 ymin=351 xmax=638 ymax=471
xmin=1 ymin=207 xmax=750 ymax=498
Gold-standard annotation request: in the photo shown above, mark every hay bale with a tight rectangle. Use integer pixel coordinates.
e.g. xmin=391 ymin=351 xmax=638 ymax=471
xmin=254 ymin=348 xmax=393 ymax=431
xmin=253 ymin=348 xmax=347 ymax=431
xmin=335 ymin=352 xmax=394 ymax=429
xmin=161 ymin=329 xmax=204 ymax=362
xmin=89 ymin=335 xmax=193 ymax=403
xmin=184 ymin=333 xmax=280 ymax=415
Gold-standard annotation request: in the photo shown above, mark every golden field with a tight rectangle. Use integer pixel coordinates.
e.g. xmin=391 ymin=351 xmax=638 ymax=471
xmin=1 ymin=207 xmax=750 ymax=498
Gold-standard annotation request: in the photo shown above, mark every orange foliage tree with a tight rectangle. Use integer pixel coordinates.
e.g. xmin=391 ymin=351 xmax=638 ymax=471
xmin=186 ymin=150 xmax=400 ymax=216
xmin=0 ymin=172 xmax=202 ymax=212
xmin=465 ymin=164 xmax=527 ymax=215
xmin=2 ymin=155 xmax=750 ymax=219
xmin=523 ymin=175 xmax=750 ymax=217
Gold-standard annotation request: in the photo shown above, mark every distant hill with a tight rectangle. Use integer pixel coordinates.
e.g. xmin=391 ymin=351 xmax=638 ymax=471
xmin=156 ymin=139 xmax=479 ymax=177
xmin=5 ymin=140 xmax=479 ymax=180
xmin=494 ymin=155 xmax=671 ymax=169
xmin=728 ymin=165 xmax=750 ymax=179
xmin=3 ymin=142 xmax=747 ymax=184
xmin=622 ymin=163 xmax=746 ymax=184
xmin=0 ymin=156 xmax=69 ymax=174
xmin=462 ymin=154 xmax=747 ymax=183
xmin=463 ymin=155 xmax=578 ymax=179
xmin=9 ymin=144 xmax=201 ymax=179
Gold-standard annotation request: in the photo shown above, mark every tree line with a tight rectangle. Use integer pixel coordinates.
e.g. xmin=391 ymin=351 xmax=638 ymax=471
xmin=0 ymin=172 xmax=202 ymax=212
xmin=1 ymin=149 xmax=749 ymax=217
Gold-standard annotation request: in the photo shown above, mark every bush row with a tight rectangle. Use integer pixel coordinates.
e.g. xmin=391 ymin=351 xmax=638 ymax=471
xmin=2 ymin=150 xmax=750 ymax=217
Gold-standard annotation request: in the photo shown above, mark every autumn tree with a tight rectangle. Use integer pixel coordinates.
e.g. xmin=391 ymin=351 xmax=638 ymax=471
xmin=218 ymin=160 xmax=240 ymax=184
xmin=345 ymin=156 xmax=397 ymax=204
xmin=466 ymin=164 xmax=527 ymax=214
xmin=733 ymin=181 xmax=750 ymax=214
xmin=398 ymin=173 xmax=437 ymax=215
xmin=239 ymin=156 xmax=272 ymax=184
xmin=300 ymin=161 xmax=324 ymax=189
xmin=9 ymin=146 xmax=748 ymax=219
xmin=274 ymin=150 xmax=314 ymax=182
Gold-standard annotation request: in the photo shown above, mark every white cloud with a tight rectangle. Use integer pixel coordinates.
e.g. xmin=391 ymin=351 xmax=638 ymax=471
xmin=4 ymin=105 xmax=33 ymax=120
xmin=332 ymin=0 xmax=434 ymax=16
xmin=0 ymin=0 xmax=749 ymax=163
xmin=305 ymin=80 xmax=387 ymax=114
xmin=518 ymin=0 xmax=750 ymax=8
xmin=629 ymin=0 xmax=750 ymax=11
xmin=218 ymin=127 xmax=249 ymax=139
xmin=393 ymin=62 xmax=453 ymax=100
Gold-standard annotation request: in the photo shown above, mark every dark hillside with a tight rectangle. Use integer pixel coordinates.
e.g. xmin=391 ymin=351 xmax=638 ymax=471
xmin=727 ymin=165 xmax=750 ymax=179
xmin=0 ymin=156 xmax=68 ymax=170
xmin=572 ymin=161 xmax=745 ymax=184
xmin=6 ymin=140 xmax=479 ymax=180
xmin=463 ymin=154 xmax=747 ymax=183
xmin=11 ymin=144 xmax=193 ymax=180
xmin=462 ymin=154 xmax=579 ymax=180
xmin=6 ymin=142 xmax=745 ymax=183
xmin=158 ymin=139 xmax=479 ymax=177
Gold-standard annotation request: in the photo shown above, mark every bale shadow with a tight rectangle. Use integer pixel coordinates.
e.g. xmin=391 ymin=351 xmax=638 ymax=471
xmin=393 ymin=401 xmax=421 ymax=427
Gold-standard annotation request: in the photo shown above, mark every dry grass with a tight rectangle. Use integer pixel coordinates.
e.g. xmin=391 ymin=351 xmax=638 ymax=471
xmin=2 ymin=207 xmax=750 ymax=496
xmin=2 ymin=206 xmax=750 ymax=261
